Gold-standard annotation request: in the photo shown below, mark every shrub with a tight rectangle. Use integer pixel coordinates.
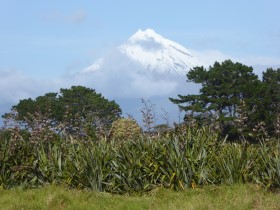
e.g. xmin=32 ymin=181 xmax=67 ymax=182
xmin=1 ymin=123 xmax=280 ymax=193
xmin=109 ymin=118 xmax=142 ymax=141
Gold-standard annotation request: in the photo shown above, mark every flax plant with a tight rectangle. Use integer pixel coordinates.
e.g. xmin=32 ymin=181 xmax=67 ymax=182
xmin=214 ymin=142 xmax=257 ymax=185
xmin=1 ymin=122 xmax=280 ymax=193
xmin=254 ymin=140 xmax=280 ymax=190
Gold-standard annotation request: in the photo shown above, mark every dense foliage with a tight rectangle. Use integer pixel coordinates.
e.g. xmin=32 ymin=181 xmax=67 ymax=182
xmin=109 ymin=118 xmax=142 ymax=142
xmin=170 ymin=60 xmax=280 ymax=141
xmin=0 ymin=124 xmax=279 ymax=193
xmin=2 ymin=86 xmax=122 ymax=140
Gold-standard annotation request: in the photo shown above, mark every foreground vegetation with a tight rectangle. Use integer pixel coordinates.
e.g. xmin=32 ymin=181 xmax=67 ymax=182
xmin=0 ymin=125 xmax=279 ymax=193
xmin=0 ymin=184 xmax=279 ymax=210
xmin=0 ymin=60 xmax=279 ymax=208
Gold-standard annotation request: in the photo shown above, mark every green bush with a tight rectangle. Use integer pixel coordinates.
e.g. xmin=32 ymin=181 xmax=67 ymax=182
xmin=109 ymin=118 xmax=142 ymax=141
xmin=0 ymin=124 xmax=280 ymax=193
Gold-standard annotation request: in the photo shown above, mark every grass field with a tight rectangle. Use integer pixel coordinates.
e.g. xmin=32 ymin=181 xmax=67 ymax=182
xmin=0 ymin=184 xmax=279 ymax=210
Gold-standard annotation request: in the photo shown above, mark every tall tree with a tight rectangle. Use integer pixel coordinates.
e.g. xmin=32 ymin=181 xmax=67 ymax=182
xmin=257 ymin=68 xmax=280 ymax=136
xmin=3 ymin=86 xmax=122 ymax=139
xmin=170 ymin=60 xmax=260 ymax=138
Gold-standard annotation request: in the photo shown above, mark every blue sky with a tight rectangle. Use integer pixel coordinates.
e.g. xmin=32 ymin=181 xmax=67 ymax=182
xmin=1 ymin=0 xmax=280 ymax=122
xmin=1 ymin=0 xmax=280 ymax=78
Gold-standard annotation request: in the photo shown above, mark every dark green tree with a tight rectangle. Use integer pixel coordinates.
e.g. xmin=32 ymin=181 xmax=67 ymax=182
xmin=170 ymin=60 xmax=261 ymax=139
xmin=256 ymin=68 xmax=280 ymax=136
xmin=3 ymin=86 xmax=122 ymax=139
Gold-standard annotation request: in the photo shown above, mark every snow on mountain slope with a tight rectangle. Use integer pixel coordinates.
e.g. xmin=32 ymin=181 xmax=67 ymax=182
xmin=119 ymin=28 xmax=200 ymax=76
xmin=83 ymin=28 xmax=201 ymax=76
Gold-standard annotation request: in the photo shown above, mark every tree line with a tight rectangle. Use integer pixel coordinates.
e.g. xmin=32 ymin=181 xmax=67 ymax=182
xmin=1 ymin=59 xmax=280 ymax=142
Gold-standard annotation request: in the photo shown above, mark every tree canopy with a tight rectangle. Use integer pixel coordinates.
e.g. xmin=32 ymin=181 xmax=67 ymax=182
xmin=170 ymin=60 xmax=280 ymax=140
xmin=3 ymin=86 xmax=122 ymax=139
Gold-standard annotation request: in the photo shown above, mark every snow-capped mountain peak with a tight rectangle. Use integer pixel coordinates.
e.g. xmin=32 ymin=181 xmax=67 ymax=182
xmin=127 ymin=28 xmax=166 ymax=44
xmin=83 ymin=28 xmax=201 ymax=76
xmin=118 ymin=28 xmax=200 ymax=75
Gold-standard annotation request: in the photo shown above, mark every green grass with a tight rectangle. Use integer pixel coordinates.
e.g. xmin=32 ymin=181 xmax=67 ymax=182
xmin=0 ymin=184 xmax=279 ymax=210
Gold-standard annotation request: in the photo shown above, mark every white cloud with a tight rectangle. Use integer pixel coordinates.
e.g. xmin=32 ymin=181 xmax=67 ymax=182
xmin=0 ymin=69 xmax=41 ymax=121
xmin=190 ymin=49 xmax=233 ymax=67
xmin=0 ymin=69 xmax=38 ymax=104
xmin=44 ymin=10 xmax=87 ymax=24
xmin=73 ymin=49 xmax=191 ymax=99
xmin=0 ymin=69 xmax=66 ymax=117
xmin=81 ymin=58 xmax=104 ymax=73
xmin=191 ymin=49 xmax=280 ymax=67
